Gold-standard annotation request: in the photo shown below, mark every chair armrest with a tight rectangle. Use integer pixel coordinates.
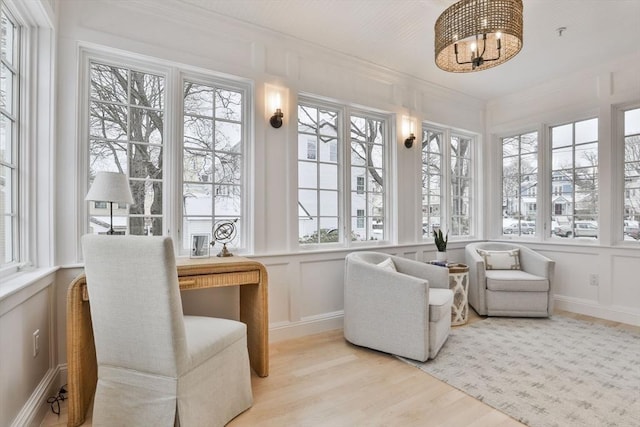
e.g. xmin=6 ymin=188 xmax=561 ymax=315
xmin=465 ymin=244 xmax=487 ymax=315
xmin=519 ymin=246 xmax=555 ymax=279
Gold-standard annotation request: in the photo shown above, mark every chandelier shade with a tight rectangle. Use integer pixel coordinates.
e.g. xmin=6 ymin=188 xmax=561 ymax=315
xmin=435 ymin=0 xmax=523 ymax=73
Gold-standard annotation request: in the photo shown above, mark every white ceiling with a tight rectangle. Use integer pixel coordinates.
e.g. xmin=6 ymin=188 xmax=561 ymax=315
xmin=173 ymin=0 xmax=640 ymax=101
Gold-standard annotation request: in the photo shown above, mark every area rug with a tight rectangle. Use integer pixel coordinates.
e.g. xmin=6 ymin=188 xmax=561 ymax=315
xmin=400 ymin=316 xmax=640 ymax=427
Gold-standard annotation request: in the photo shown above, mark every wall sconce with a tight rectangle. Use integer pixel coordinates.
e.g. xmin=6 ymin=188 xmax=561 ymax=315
xmin=269 ymin=92 xmax=284 ymax=128
xmin=403 ymin=117 xmax=416 ymax=148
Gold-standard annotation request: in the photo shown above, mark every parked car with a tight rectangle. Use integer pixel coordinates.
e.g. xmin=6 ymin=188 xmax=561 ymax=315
xmin=624 ymin=220 xmax=639 ymax=239
xmin=503 ymin=221 xmax=535 ymax=234
xmin=554 ymin=221 xmax=598 ymax=238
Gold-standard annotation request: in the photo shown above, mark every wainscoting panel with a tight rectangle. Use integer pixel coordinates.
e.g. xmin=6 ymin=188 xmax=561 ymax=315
xmin=300 ymin=257 xmax=346 ymax=319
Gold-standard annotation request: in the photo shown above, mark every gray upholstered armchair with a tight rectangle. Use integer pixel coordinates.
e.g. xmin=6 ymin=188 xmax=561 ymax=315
xmin=465 ymin=242 xmax=555 ymax=317
xmin=344 ymin=251 xmax=453 ymax=361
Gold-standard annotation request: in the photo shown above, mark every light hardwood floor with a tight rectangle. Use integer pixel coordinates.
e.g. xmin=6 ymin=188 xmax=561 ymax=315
xmin=41 ymin=310 xmax=637 ymax=427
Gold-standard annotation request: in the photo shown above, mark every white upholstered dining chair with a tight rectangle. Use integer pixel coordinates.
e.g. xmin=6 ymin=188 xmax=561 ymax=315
xmin=81 ymin=234 xmax=252 ymax=426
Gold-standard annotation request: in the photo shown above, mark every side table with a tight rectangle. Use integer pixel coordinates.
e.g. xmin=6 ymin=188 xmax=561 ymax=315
xmin=446 ymin=263 xmax=469 ymax=325
xmin=428 ymin=261 xmax=469 ymax=325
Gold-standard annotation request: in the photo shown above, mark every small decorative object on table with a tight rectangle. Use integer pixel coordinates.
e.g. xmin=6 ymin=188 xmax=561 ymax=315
xmin=190 ymin=234 xmax=210 ymax=258
xmin=211 ymin=218 xmax=238 ymax=257
xmin=433 ymin=229 xmax=448 ymax=261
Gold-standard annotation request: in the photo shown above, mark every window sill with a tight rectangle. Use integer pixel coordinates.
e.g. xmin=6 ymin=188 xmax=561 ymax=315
xmin=0 ymin=267 xmax=58 ymax=316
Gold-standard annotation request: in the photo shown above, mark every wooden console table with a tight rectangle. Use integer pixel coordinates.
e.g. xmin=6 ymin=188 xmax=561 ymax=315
xmin=66 ymin=256 xmax=268 ymax=427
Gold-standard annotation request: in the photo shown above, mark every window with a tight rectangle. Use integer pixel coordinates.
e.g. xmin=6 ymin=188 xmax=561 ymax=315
xmin=297 ymin=99 xmax=389 ymax=245
xmin=550 ymin=118 xmax=598 ymax=239
xmin=422 ymin=129 xmax=443 ymax=237
xmin=88 ymin=61 xmax=165 ymax=236
xmin=623 ymin=107 xmax=640 ymax=241
xmin=297 ymin=103 xmax=340 ymax=244
xmin=85 ymin=53 xmax=250 ymax=254
xmin=450 ymin=134 xmax=473 ymax=236
xmin=182 ymin=80 xmax=245 ymax=250
xmin=422 ymin=125 xmax=475 ymax=238
xmin=501 ymin=131 xmax=538 ymax=236
xmin=0 ymin=7 xmax=18 ymax=268
xmin=94 ymin=201 xmax=107 ymax=209
xmin=350 ymin=114 xmax=386 ymax=241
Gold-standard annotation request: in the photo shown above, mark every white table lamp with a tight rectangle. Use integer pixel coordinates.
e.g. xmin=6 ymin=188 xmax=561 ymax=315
xmin=85 ymin=172 xmax=134 ymax=235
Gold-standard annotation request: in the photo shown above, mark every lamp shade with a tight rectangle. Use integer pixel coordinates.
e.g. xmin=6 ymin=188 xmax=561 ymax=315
xmin=85 ymin=172 xmax=134 ymax=204
xmin=435 ymin=0 xmax=523 ymax=72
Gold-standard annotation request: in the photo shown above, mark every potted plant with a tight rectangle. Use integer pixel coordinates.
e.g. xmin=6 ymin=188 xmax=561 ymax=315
xmin=433 ymin=229 xmax=448 ymax=261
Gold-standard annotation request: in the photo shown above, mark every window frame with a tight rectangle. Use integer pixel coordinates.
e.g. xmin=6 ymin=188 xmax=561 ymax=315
xmin=296 ymin=95 xmax=393 ymax=249
xmin=620 ymin=103 xmax=640 ymax=244
xmin=0 ymin=4 xmax=20 ymax=274
xmin=78 ymin=48 xmax=253 ymax=258
xmin=549 ymin=116 xmax=599 ymax=242
xmin=179 ymin=72 xmax=252 ymax=255
xmin=421 ymin=123 xmax=478 ymax=241
xmin=499 ymin=130 xmax=540 ymax=238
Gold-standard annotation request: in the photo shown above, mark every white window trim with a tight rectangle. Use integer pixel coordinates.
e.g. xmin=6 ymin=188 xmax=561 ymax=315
xmin=76 ymin=46 xmax=254 ymax=260
xmin=421 ymin=122 xmax=479 ymax=241
xmin=296 ymin=95 xmax=394 ymax=249
xmin=0 ymin=0 xmax=55 ymax=280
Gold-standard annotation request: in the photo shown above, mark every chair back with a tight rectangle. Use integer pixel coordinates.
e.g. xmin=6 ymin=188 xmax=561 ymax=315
xmin=81 ymin=235 xmax=187 ymax=377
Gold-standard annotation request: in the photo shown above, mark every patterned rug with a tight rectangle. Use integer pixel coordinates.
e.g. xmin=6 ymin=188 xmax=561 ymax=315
xmin=400 ymin=316 xmax=640 ymax=427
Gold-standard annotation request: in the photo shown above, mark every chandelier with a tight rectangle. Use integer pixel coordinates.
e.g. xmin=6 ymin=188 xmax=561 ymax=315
xmin=435 ymin=0 xmax=523 ymax=73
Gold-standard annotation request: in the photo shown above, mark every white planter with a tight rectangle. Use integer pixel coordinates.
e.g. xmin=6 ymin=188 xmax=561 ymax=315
xmin=436 ymin=251 xmax=447 ymax=262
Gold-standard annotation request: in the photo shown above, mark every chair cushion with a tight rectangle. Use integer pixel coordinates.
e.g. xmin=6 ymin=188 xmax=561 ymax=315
xmin=477 ymin=248 xmax=520 ymax=270
xmin=486 ymin=270 xmax=549 ymax=292
xmin=428 ymin=288 xmax=453 ymax=322
xmin=376 ymin=257 xmax=397 ymax=272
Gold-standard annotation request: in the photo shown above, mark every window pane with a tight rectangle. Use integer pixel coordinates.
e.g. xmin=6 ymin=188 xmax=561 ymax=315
xmin=0 ymin=63 xmax=13 ymax=113
xmin=184 ymin=83 xmax=213 ymax=116
xmin=130 ymin=108 xmax=163 ymax=143
xmin=298 ymin=105 xmax=317 ymax=133
xmin=215 ymin=88 xmax=242 ymax=120
xmin=130 ymin=71 xmax=164 ymax=109
xmin=214 ymin=185 xmax=241 ymax=216
xmin=0 ymin=113 xmax=12 ymax=163
xmin=129 ymin=143 xmax=162 ymax=179
xmin=319 ymin=163 xmax=337 ymax=190
xmin=298 ymin=161 xmax=317 ymax=188
xmin=90 ymin=101 xmax=127 ymax=140
xmin=624 ymin=108 xmax=640 ymax=241
xmin=502 ymin=132 xmax=538 ymax=236
xmin=318 ymin=109 xmax=338 ymax=137
xmin=90 ymin=63 xmax=128 ymax=104
xmin=551 ymin=119 xmax=598 ymax=240
xmin=183 ymin=80 xmax=245 ymax=251
xmin=575 ymin=118 xmax=598 ymax=144
xmin=88 ymin=61 xmax=165 ymax=236
xmin=215 ymin=121 xmax=242 ymax=152
xmin=625 ymin=109 xmax=640 ymax=136
xmin=89 ymin=140 xmax=128 ymax=175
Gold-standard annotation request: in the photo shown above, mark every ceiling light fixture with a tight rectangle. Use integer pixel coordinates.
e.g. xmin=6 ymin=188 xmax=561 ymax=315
xmin=435 ymin=0 xmax=523 ymax=73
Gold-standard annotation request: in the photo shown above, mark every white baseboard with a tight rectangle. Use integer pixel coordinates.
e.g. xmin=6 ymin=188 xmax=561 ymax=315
xmin=11 ymin=364 xmax=65 ymax=427
xmin=555 ymin=296 xmax=640 ymax=326
xmin=269 ymin=311 xmax=344 ymax=343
